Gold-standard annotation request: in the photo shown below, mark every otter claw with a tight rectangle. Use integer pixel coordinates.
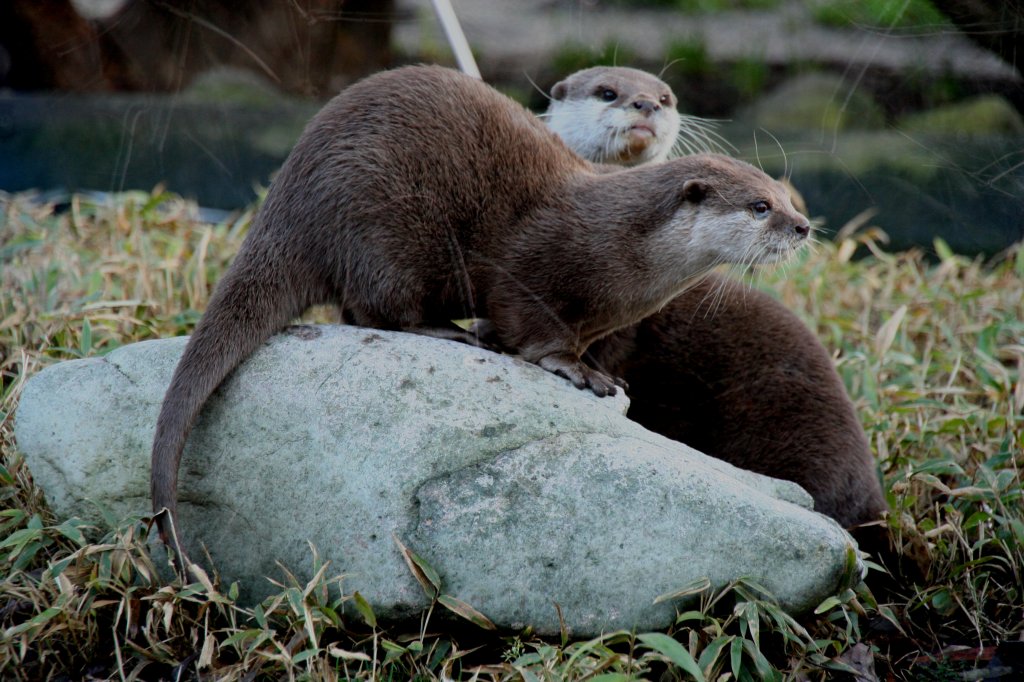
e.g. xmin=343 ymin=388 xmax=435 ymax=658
xmin=538 ymin=352 xmax=619 ymax=397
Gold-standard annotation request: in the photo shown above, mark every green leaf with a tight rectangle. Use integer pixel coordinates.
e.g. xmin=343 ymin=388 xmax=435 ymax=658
xmin=392 ymin=534 xmax=440 ymax=598
xmin=515 ymin=667 xmax=542 ymax=682
xmin=284 ymin=587 xmax=304 ymax=616
xmin=426 ymin=639 xmax=452 ymax=671
xmin=352 ymin=590 xmax=377 ymax=628
xmin=742 ymin=638 xmax=774 ymax=678
xmin=732 ymin=578 xmax=775 ymax=602
xmin=0 ymin=525 xmax=39 ymax=551
xmin=79 ymin=317 xmax=92 ymax=356
xmin=963 ymin=510 xmax=992 ymax=530
xmin=637 ymin=632 xmax=705 ymax=682
xmin=55 ymin=518 xmax=88 ymax=547
xmin=930 ymin=588 xmax=956 ymax=616
xmin=380 ymin=639 xmax=407 ymax=654
xmin=842 ymin=543 xmax=863 ymax=586
xmin=933 ymin=237 xmax=955 ymax=263
xmin=814 ymin=596 xmax=842 ymax=615
xmin=45 ymin=554 xmax=77 ymax=580
xmin=675 ymin=610 xmax=707 ymax=625
xmin=730 ymin=637 xmax=744 ymax=678
xmin=510 ymin=652 xmax=544 ymax=667
xmin=316 ymin=605 xmax=343 ymax=629
xmin=1009 ymin=518 xmax=1024 ymax=545
xmin=253 ymin=603 xmax=267 ymax=630
xmin=438 ymin=593 xmax=496 ymax=630
xmin=698 ymin=635 xmax=732 ymax=672
xmin=0 ymin=510 xmax=26 ymax=537
xmin=654 ymin=576 xmax=712 ymax=604
xmin=744 ymin=602 xmax=761 ymax=648
xmin=8 ymin=606 xmax=62 ymax=637
xmin=222 ymin=629 xmax=265 ymax=648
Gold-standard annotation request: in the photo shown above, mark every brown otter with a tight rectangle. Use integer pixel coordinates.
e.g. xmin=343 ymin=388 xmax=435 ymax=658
xmin=151 ymin=65 xmax=811 ymax=557
xmin=543 ymin=65 xmax=727 ymax=166
xmin=587 ymin=280 xmax=885 ymax=528
xmin=546 ymin=66 xmax=884 ymax=528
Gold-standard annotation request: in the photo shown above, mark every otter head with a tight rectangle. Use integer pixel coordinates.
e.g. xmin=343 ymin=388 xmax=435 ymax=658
xmin=647 ymin=155 xmax=812 ymax=279
xmin=545 ymin=66 xmax=681 ymax=166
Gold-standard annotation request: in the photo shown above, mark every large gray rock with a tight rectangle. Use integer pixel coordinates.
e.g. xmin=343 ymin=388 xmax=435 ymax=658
xmin=15 ymin=325 xmax=860 ymax=636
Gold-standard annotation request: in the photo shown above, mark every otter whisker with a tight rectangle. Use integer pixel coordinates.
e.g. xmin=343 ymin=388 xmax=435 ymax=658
xmin=759 ymin=127 xmax=790 ymax=181
xmin=674 ymin=115 xmax=733 ymax=156
xmin=523 ymin=70 xmax=552 ymax=102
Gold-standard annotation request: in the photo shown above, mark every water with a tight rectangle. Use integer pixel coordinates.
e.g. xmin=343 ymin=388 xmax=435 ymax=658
xmin=2 ymin=93 xmax=1021 ymax=255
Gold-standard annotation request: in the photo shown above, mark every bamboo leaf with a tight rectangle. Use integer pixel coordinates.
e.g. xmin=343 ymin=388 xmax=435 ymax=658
xmin=874 ymin=304 xmax=907 ymax=358
xmin=654 ymin=576 xmax=712 ymax=605
xmin=697 ymin=635 xmax=731 ymax=673
xmin=438 ymin=594 xmax=496 ymax=630
xmin=392 ymin=534 xmax=440 ymax=598
xmin=637 ymin=632 xmax=705 ymax=682
xmin=328 ymin=645 xmax=372 ymax=661
xmin=352 ymin=590 xmax=377 ymax=628
xmin=730 ymin=637 xmax=744 ymax=679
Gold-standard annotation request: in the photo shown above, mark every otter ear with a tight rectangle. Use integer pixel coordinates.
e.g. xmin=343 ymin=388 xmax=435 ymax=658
xmin=551 ymin=80 xmax=569 ymax=101
xmin=682 ymin=179 xmax=708 ymax=204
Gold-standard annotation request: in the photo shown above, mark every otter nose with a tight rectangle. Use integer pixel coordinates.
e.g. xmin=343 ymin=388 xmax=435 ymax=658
xmin=632 ymin=99 xmax=660 ymax=114
xmin=794 ymin=223 xmax=810 ymax=237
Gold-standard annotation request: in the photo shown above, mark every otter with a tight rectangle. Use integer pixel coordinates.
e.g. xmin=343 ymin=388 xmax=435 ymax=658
xmin=546 ymin=66 xmax=884 ymax=528
xmin=543 ymin=65 xmax=725 ymax=166
xmin=151 ymin=65 xmax=811 ymax=557
xmin=587 ymin=281 xmax=885 ymax=528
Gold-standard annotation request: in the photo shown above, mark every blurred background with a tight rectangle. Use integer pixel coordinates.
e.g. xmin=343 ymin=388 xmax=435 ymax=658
xmin=1 ymin=0 xmax=1021 ymax=255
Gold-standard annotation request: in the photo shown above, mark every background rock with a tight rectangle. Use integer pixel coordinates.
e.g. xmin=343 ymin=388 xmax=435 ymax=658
xmin=739 ymin=73 xmax=886 ymax=132
xmin=15 ymin=325 xmax=860 ymax=636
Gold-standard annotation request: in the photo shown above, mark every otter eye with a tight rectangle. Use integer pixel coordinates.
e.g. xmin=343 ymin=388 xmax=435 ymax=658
xmin=597 ymin=88 xmax=617 ymax=102
xmin=659 ymin=94 xmax=671 ymax=106
xmin=751 ymin=200 xmax=771 ymax=216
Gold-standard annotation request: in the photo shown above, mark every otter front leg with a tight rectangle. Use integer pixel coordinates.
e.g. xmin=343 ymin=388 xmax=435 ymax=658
xmin=533 ymin=350 xmax=626 ymax=397
xmin=404 ymin=323 xmax=503 ymax=351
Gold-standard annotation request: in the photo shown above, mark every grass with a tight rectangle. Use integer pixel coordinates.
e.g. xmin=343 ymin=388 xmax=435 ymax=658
xmin=605 ymin=0 xmax=782 ymax=10
xmin=805 ymin=0 xmax=950 ymax=30
xmin=1 ymin=190 xmax=1022 ymax=679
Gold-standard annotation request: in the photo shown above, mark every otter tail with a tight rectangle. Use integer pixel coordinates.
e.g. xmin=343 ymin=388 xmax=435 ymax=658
xmin=151 ymin=259 xmax=308 ymax=564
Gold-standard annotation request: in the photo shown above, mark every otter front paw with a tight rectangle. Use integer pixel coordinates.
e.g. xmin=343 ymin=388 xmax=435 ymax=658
xmin=537 ymin=353 xmax=623 ymax=397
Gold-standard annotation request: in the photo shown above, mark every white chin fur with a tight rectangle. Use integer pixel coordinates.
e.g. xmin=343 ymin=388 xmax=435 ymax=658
xmin=546 ymin=98 xmax=680 ymax=164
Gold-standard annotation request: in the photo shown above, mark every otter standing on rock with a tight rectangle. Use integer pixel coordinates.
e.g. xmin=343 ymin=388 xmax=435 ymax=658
xmin=151 ymin=65 xmax=811 ymax=557
xmin=546 ymin=66 xmax=885 ymax=528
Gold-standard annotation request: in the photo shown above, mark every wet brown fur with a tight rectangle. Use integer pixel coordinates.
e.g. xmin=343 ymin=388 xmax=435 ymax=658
xmin=151 ymin=65 xmax=810 ymax=557
xmin=588 ymin=277 xmax=886 ymax=528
